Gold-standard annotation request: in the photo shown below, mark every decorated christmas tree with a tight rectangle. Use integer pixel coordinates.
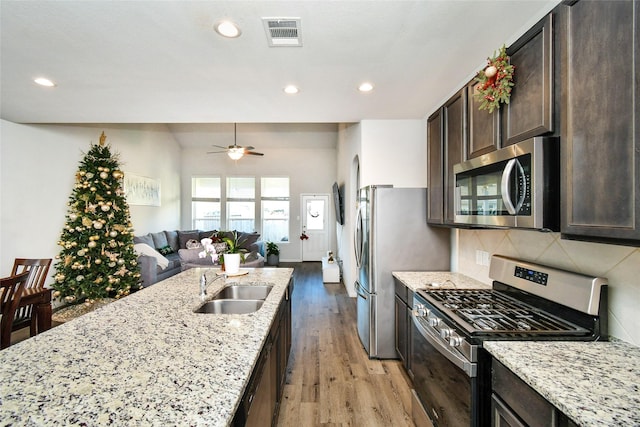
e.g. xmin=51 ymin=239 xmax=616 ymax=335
xmin=52 ymin=132 xmax=141 ymax=305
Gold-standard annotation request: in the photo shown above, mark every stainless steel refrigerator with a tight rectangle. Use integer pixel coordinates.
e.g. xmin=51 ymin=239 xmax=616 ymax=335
xmin=354 ymin=185 xmax=451 ymax=359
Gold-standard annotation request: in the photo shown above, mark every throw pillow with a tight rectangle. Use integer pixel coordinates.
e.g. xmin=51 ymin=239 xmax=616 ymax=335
xmin=133 ymin=233 xmax=154 ymax=247
xmin=213 ymin=242 xmax=228 ymax=254
xmin=151 ymin=231 xmax=168 ymax=249
xmin=165 ymin=230 xmax=180 ymax=252
xmin=158 ymin=245 xmax=174 ymax=256
xmin=186 ymin=239 xmax=201 ymax=249
xmin=133 ymin=243 xmax=169 ymax=270
xmin=238 ymin=232 xmax=260 ymax=250
xmin=178 ymin=230 xmax=200 ymax=249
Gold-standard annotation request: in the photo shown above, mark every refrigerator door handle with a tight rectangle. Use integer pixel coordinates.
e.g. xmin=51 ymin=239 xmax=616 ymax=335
xmin=354 ymin=281 xmax=368 ymax=299
xmin=354 ymin=207 xmax=363 ymax=268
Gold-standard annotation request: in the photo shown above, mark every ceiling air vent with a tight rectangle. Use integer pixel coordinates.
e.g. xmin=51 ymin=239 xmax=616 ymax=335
xmin=262 ymin=18 xmax=302 ymax=47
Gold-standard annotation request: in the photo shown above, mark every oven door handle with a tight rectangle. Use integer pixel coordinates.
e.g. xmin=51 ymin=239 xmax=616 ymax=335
xmin=412 ymin=315 xmax=477 ymax=378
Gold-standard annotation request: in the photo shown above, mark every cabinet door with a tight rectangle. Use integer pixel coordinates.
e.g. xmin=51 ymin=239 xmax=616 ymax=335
xmin=394 ymin=294 xmax=408 ymax=366
xmin=503 ymin=13 xmax=553 ymax=146
xmin=444 ymin=88 xmax=467 ymax=224
xmin=467 ymin=79 xmax=500 ymax=158
xmin=561 ymin=0 xmax=640 ymax=242
xmin=427 ymin=109 xmax=445 ymax=224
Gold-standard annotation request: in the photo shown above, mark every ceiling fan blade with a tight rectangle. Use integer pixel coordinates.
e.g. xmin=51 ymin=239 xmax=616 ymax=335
xmin=207 ymin=150 xmax=227 ymax=154
xmin=243 ymin=146 xmax=255 ymax=151
xmin=211 ymin=144 xmax=229 ymax=150
xmin=246 ymin=151 xmax=264 ymax=156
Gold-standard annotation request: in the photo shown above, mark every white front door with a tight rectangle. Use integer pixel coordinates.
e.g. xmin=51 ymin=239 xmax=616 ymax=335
xmin=301 ymin=194 xmax=330 ymax=261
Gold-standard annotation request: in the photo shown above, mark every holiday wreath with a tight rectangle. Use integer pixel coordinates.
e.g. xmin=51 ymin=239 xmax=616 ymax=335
xmin=473 ymin=44 xmax=515 ymax=113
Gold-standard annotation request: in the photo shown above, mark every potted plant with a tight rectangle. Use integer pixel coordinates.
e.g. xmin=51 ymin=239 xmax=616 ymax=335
xmin=266 ymin=241 xmax=280 ymax=266
xmin=220 ymin=231 xmax=247 ymax=274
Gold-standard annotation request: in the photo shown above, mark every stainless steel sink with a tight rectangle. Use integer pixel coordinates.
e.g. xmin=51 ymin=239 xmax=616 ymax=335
xmin=195 ymin=299 xmax=264 ymax=314
xmin=212 ymin=285 xmax=273 ymax=300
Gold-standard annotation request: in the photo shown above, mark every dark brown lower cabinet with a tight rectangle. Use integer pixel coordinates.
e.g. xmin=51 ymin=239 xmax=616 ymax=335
xmin=234 ymin=278 xmax=293 ymax=426
xmin=394 ymin=278 xmax=413 ymax=378
xmin=492 ymin=359 xmax=578 ymax=427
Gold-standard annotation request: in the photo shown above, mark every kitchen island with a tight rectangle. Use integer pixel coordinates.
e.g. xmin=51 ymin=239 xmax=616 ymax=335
xmin=0 ymin=267 xmax=293 ymax=426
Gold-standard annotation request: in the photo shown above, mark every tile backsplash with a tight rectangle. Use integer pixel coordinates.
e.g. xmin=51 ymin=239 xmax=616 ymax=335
xmin=456 ymin=228 xmax=640 ymax=346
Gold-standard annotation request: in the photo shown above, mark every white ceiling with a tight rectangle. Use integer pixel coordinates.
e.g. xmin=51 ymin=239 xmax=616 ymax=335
xmin=1 ymin=0 xmax=560 ymax=126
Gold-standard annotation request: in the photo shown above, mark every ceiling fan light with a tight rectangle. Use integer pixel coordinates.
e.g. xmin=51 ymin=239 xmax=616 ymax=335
xmin=228 ymin=147 xmax=244 ymax=160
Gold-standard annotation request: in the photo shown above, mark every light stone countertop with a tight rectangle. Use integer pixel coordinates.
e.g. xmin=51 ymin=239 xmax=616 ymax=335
xmin=392 ymin=271 xmax=490 ymax=293
xmin=485 ymin=340 xmax=640 ymax=427
xmin=0 ymin=267 xmax=293 ymax=426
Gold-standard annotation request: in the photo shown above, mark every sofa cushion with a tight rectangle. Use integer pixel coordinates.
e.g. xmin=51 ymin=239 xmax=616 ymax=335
xmin=199 ymin=230 xmax=218 ymax=241
xmin=178 ymin=230 xmax=200 ymax=249
xmin=165 ymin=230 xmax=179 ymax=252
xmin=178 ymin=247 xmax=216 ymax=266
xmin=165 ymin=252 xmax=182 ymax=270
xmin=239 ymin=232 xmax=261 ymax=251
xmin=133 ymin=233 xmax=154 ymax=247
xmin=151 ymin=231 xmax=168 ymax=249
xmin=134 ymin=243 xmax=169 ymax=270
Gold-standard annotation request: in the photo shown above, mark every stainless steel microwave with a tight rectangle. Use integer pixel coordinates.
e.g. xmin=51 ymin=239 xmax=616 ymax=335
xmin=453 ymin=137 xmax=559 ymax=230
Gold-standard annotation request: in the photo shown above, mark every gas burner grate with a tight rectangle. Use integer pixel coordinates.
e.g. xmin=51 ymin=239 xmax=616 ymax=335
xmin=422 ymin=289 xmax=589 ymax=335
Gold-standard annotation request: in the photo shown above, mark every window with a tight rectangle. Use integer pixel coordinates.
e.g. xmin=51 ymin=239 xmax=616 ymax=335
xmin=227 ymin=177 xmax=255 ymax=232
xmin=192 ymin=177 xmax=221 ymax=230
xmin=261 ymin=177 xmax=290 ymax=243
xmin=191 ymin=176 xmax=290 ymax=241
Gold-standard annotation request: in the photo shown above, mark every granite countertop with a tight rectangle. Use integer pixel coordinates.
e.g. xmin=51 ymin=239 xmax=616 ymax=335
xmin=392 ymin=271 xmax=490 ymax=292
xmin=0 ymin=267 xmax=293 ymax=426
xmin=485 ymin=340 xmax=640 ymax=427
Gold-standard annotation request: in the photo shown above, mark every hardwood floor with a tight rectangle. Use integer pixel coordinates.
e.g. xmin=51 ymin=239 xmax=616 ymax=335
xmin=277 ymin=262 xmax=416 ymax=427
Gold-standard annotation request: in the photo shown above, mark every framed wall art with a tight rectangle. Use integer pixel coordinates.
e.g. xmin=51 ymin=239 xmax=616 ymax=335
xmin=124 ymin=173 xmax=161 ymax=206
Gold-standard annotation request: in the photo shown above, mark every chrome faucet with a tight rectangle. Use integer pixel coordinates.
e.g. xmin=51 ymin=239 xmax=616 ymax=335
xmin=199 ymin=272 xmax=226 ymax=301
xmin=200 ymin=273 xmax=207 ymax=301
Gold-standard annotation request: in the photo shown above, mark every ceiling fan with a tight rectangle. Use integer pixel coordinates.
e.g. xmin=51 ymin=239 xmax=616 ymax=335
xmin=207 ymin=123 xmax=264 ymax=160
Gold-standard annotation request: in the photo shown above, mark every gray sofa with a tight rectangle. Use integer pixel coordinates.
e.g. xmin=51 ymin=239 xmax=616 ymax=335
xmin=134 ymin=230 xmax=265 ymax=287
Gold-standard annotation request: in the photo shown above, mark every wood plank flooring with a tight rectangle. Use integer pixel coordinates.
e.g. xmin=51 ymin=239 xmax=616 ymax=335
xmin=277 ymin=262 xmax=416 ymax=427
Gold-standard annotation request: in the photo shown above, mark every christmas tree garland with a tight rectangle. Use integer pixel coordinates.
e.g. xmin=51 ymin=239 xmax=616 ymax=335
xmin=473 ymin=45 xmax=515 ymax=113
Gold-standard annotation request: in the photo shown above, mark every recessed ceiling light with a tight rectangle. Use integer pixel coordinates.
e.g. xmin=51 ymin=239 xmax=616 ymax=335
xmin=34 ymin=77 xmax=56 ymax=87
xmin=358 ymin=82 xmax=374 ymax=92
xmin=284 ymin=85 xmax=299 ymax=94
xmin=215 ymin=20 xmax=241 ymax=38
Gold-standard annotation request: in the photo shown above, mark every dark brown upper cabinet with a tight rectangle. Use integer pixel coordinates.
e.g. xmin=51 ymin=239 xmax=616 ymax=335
xmin=560 ymin=0 xmax=640 ymax=244
xmin=467 ymin=79 xmax=500 ymax=159
xmin=502 ymin=13 xmax=554 ymax=146
xmin=443 ymin=88 xmax=467 ymax=225
xmin=427 ymin=109 xmax=445 ymax=225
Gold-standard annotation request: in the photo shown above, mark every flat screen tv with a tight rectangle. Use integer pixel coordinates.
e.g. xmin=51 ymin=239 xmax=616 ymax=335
xmin=332 ymin=182 xmax=344 ymax=225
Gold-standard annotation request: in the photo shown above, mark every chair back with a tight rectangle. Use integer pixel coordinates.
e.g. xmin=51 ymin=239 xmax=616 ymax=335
xmin=10 ymin=259 xmax=52 ymax=324
xmin=1 ymin=271 xmax=30 ymax=349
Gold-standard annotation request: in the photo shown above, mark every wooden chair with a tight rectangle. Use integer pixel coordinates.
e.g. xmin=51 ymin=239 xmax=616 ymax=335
xmin=1 ymin=271 xmax=30 ymax=349
xmin=10 ymin=258 xmax=52 ymax=336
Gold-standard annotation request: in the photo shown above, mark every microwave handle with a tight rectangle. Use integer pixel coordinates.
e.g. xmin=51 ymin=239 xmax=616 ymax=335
xmin=501 ymin=159 xmax=527 ymax=215
xmin=501 ymin=159 xmax=518 ymax=215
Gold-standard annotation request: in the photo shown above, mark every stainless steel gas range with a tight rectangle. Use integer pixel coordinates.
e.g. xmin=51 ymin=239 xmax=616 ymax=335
xmin=410 ymin=255 xmax=608 ymax=427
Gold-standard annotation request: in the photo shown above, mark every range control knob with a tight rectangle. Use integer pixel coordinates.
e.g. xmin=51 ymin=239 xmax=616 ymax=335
xmin=413 ymin=304 xmax=426 ymax=317
xmin=440 ymin=328 xmax=454 ymax=339
xmin=449 ymin=336 xmax=464 ymax=347
xmin=428 ymin=316 xmax=441 ymax=327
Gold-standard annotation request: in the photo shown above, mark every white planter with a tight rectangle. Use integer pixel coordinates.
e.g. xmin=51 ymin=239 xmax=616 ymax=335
xmin=224 ymin=253 xmax=241 ymax=274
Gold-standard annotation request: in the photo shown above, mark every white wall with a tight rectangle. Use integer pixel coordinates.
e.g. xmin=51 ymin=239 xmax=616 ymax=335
xmin=336 ymin=123 xmax=362 ymax=297
xmin=0 ymin=120 xmax=181 ymax=284
xmin=359 ymin=119 xmax=428 ymax=188
xmin=180 ymin=123 xmax=339 ymax=262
